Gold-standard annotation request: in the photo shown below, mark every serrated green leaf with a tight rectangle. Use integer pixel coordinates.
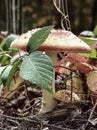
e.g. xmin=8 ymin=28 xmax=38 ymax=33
xmin=20 ymin=51 xmax=53 ymax=92
xmin=27 ymin=25 xmax=54 ymax=53
xmin=80 ymin=37 xmax=97 ymax=58
xmin=6 ymin=59 xmax=22 ymax=88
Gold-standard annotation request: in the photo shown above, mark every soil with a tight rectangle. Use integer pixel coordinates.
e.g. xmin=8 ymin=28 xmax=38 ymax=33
xmin=0 ymin=87 xmax=97 ymax=130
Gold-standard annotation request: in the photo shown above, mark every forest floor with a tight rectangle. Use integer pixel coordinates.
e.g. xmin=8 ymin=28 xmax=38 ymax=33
xmin=0 ymin=32 xmax=97 ymax=130
xmin=0 ymin=86 xmax=97 ymax=130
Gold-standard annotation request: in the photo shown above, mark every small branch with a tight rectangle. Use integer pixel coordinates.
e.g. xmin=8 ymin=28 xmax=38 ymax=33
xmin=0 ymin=107 xmax=78 ymax=122
xmin=0 ymin=113 xmax=39 ymax=124
xmin=43 ymin=123 xmax=75 ymax=130
xmin=88 ymin=100 xmax=97 ymax=119
xmin=86 ymin=100 xmax=97 ymax=126
xmin=70 ymin=72 xmax=73 ymax=102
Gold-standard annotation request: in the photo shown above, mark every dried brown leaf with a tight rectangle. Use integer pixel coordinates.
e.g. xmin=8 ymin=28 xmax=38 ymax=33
xmin=65 ymin=53 xmax=88 ymax=64
xmin=54 ymin=90 xmax=80 ymax=103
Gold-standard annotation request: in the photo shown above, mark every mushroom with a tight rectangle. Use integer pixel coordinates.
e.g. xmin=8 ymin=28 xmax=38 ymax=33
xmin=11 ymin=29 xmax=91 ymax=113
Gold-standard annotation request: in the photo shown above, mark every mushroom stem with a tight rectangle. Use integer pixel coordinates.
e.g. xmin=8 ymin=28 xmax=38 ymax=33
xmin=40 ymin=74 xmax=57 ymax=113
xmin=40 ymin=51 xmax=57 ymax=113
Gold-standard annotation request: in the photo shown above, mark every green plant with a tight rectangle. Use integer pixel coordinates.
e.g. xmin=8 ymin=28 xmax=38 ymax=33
xmin=0 ymin=26 xmax=54 ymax=93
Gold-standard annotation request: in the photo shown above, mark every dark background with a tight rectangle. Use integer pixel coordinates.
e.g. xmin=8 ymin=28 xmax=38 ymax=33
xmin=0 ymin=0 xmax=97 ymax=35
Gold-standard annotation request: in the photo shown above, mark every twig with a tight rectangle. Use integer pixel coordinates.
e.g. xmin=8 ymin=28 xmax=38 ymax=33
xmin=0 ymin=107 xmax=78 ymax=122
xmin=0 ymin=113 xmax=39 ymax=123
xmin=7 ymin=118 xmax=20 ymax=127
xmin=89 ymin=100 xmax=97 ymax=118
xmin=43 ymin=123 xmax=75 ymax=130
xmin=86 ymin=100 xmax=97 ymax=126
xmin=70 ymin=72 xmax=73 ymax=102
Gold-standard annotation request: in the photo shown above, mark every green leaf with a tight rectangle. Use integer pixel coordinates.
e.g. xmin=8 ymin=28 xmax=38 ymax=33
xmin=27 ymin=25 xmax=54 ymax=53
xmin=6 ymin=59 xmax=22 ymax=88
xmin=0 ymin=34 xmax=18 ymax=51
xmin=0 ymin=65 xmax=12 ymax=84
xmin=93 ymin=25 xmax=97 ymax=37
xmin=0 ymin=38 xmax=7 ymax=50
xmin=80 ymin=37 xmax=97 ymax=58
xmin=20 ymin=51 xmax=53 ymax=92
